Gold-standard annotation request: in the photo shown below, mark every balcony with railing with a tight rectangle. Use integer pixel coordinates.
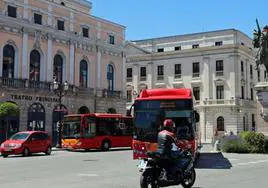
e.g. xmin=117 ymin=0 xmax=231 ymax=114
xmin=174 ymin=74 xmax=182 ymax=79
xmin=237 ymin=98 xmax=256 ymax=108
xmin=28 ymin=80 xmax=51 ymax=90
xmin=75 ymin=87 xmax=95 ymax=95
xmin=216 ymin=71 xmax=224 ymax=77
xmin=0 ymin=77 xmax=26 ymax=88
xmin=157 ymin=75 xmax=164 ymax=81
xmin=0 ymin=77 xmax=125 ymax=99
xmin=126 ymin=77 xmax=133 ymax=82
xmin=192 ymin=73 xmax=200 ymax=78
xmin=203 ymin=99 xmax=236 ymax=105
xmin=96 ymin=89 xmax=122 ymax=99
xmin=140 ymin=76 xmax=147 ymax=81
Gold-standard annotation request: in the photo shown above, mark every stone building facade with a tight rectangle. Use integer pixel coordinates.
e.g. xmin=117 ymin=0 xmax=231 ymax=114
xmin=125 ymin=29 xmax=267 ymax=143
xmin=255 ymin=82 xmax=268 ymax=136
xmin=0 ymin=0 xmax=126 ymax=144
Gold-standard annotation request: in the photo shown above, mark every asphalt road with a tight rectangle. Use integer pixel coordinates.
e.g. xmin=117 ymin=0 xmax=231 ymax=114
xmin=0 ymin=147 xmax=268 ymax=188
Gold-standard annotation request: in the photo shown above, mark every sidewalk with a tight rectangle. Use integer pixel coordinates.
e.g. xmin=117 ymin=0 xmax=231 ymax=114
xmin=200 ymin=143 xmax=218 ymax=153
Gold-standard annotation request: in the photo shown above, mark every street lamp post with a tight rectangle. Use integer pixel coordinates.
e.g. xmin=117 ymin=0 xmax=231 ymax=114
xmin=53 ymin=80 xmax=69 ymax=148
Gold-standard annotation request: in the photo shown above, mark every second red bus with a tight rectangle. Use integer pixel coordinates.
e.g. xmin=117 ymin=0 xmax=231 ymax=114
xmin=62 ymin=113 xmax=133 ymax=151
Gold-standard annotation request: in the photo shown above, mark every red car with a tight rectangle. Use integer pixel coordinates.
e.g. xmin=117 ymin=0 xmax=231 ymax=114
xmin=0 ymin=131 xmax=52 ymax=158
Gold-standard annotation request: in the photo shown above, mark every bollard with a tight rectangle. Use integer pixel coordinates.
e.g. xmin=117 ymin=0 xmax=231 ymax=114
xmin=214 ymin=140 xmax=221 ymax=151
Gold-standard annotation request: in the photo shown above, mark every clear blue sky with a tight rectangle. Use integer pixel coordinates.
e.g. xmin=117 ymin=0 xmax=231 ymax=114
xmin=91 ymin=0 xmax=268 ymax=41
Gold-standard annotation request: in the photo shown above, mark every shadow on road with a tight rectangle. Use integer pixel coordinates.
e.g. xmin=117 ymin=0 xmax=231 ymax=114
xmin=195 ymin=152 xmax=232 ymax=169
xmin=2 ymin=153 xmax=47 ymax=158
xmin=66 ymin=147 xmax=132 ymax=153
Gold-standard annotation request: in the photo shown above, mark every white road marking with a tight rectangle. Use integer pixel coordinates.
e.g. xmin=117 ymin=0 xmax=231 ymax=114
xmin=228 ymin=158 xmax=239 ymax=161
xmin=235 ymin=159 xmax=268 ymax=166
xmin=77 ymin=173 xmax=99 ymax=177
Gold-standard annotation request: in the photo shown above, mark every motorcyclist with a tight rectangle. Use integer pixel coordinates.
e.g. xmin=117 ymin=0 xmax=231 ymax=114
xmin=157 ymin=119 xmax=184 ymax=180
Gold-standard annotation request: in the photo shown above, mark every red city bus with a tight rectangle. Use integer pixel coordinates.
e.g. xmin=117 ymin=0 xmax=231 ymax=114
xmin=61 ymin=113 xmax=133 ymax=151
xmin=129 ymin=88 xmax=201 ymax=160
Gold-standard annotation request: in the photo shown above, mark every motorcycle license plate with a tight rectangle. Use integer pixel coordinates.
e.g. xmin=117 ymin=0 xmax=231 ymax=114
xmin=138 ymin=160 xmax=147 ymax=170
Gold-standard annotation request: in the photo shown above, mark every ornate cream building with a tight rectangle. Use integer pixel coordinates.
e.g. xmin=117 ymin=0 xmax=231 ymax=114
xmin=125 ymin=29 xmax=268 ymax=143
xmin=0 ymin=0 xmax=126 ymax=145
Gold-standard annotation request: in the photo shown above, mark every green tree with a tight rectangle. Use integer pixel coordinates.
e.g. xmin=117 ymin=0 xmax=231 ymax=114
xmin=0 ymin=102 xmax=20 ymax=117
xmin=0 ymin=102 xmax=20 ymax=139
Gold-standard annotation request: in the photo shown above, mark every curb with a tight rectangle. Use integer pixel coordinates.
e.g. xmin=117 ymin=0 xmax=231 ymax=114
xmin=52 ymin=147 xmax=65 ymax=151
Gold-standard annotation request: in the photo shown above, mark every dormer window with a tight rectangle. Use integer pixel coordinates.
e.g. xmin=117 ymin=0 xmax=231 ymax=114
xmin=215 ymin=41 xmax=223 ymax=46
xmin=109 ymin=35 xmax=115 ymax=45
xmin=82 ymin=27 xmax=89 ymax=38
xmin=57 ymin=20 xmax=65 ymax=31
xmin=8 ymin=5 xmax=17 ymax=18
xmin=174 ymin=46 xmax=181 ymax=51
xmin=157 ymin=48 xmax=164 ymax=52
xmin=34 ymin=13 xmax=42 ymax=25
xmin=192 ymin=44 xmax=199 ymax=49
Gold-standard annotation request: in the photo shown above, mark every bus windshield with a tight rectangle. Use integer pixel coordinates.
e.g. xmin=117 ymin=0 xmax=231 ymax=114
xmin=134 ymin=100 xmax=194 ymax=142
xmin=63 ymin=116 xmax=81 ymax=139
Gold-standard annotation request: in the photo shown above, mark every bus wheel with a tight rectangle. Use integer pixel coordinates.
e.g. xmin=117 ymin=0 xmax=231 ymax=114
xmin=101 ymin=140 xmax=110 ymax=151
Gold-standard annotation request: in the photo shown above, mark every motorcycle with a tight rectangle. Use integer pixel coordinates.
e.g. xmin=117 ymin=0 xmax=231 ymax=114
xmin=137 ymin=146 xmax=196 ymax=188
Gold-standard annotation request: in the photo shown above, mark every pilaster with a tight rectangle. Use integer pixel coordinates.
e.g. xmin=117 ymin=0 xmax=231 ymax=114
xmin=147 ymin=62 xmax=153 ymax=89
xmin=47 ymin=34 xmax=53 ymax=81
xmin=48 ymin=4 xmax=52 ymax=26
xmin=133 ymin=64 xmax=139 ymax=93
xmin=69 ymin=41 xmax=75 ymax=84
xmin=23 ymin=0 xmax=28 ymax=19
xmin=22 ymin=32 xmax=28 ymax=79
xmin=203 ymin=57 xmax=210 ymax=99
xmin=96 ymin=46 xmax=101 ymax=88
xmin=121 ymin=52 xmax=126 ymax=97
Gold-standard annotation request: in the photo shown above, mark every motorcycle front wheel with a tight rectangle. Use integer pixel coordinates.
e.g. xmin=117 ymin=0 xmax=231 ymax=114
xmin=181 ymin=168 xmax=196 ymax=188
xmin=140 ymin=170 xmax=159 ymax=188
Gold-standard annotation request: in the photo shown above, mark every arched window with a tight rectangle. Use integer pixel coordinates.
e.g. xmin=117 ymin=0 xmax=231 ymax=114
xmin=29 ymin=50 xmax=41 ymax=81
xmin=3 ymin=45 xmax=15 ymax=78
xmin=27 ymin=103 xmax=45 ymax=131
xmin=53 ymin=55 xmax=63 ymax=83
xmin=79 ymin=60 xmax=88 ymax=88
xmin=107 ymin=64 xmax=114 ymax=91
xmin=107 ymin=108 xmax=116 ymax=114
xmin=217 ymin=116 xmax=224 ymax=131
xmin=78 ymin=106 xmax=90 ymax=114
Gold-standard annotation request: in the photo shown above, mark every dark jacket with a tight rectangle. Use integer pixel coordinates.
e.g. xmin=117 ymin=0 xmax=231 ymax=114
xmin=157 ymin=130 xmax=177 ymax=158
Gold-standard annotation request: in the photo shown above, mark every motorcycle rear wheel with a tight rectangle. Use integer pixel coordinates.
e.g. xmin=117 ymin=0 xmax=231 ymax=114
xmin=181 ymin=168 xmax=196 ymax=188
xmin=140 ymin=171 xmax=159 ymax=188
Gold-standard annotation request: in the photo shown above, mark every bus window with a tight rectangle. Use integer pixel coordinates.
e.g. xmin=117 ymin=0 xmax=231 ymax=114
xmin=83 ymin=117 xmax=96 ymax=138
xmin=96 ymin=118 xmax=114 ymax=136
xmin=121 ymin=118 xmax=133 ymax=136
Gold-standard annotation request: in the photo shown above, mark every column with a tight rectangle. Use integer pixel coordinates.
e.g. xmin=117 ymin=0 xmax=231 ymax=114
xmin=147 ymin=62 xmax=153 ymax=89
xmin=48 ymin=4 xmax=52 ymax=26
xmin=245 ymin=59 xmax=249 ymax=99
xmin=203 ymin=57 xmax=210 ymax=99
xmin=23 ymin=0 xmax=28 ymax=19
xmin=96 ymin=46 xmax=101 ymax=88
xmin=47 ymin=35 xmax=53 ymax=81
xmin=97 ymin=22 xmax=101 ymax=40
xmin=96 ymin=22 xmax=101 ymax=88
xmin=69 ymin=42 xmax=75 ymax=84
xmin=121 ymin=52 xmax=126 ymax=97
xmin=70 ymin=11 xmax=74 ymax=32
xmin=22 ymin=32 xmax=28 ymax=79
xmin=133 ymin=64 xmax=139 ymax=93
